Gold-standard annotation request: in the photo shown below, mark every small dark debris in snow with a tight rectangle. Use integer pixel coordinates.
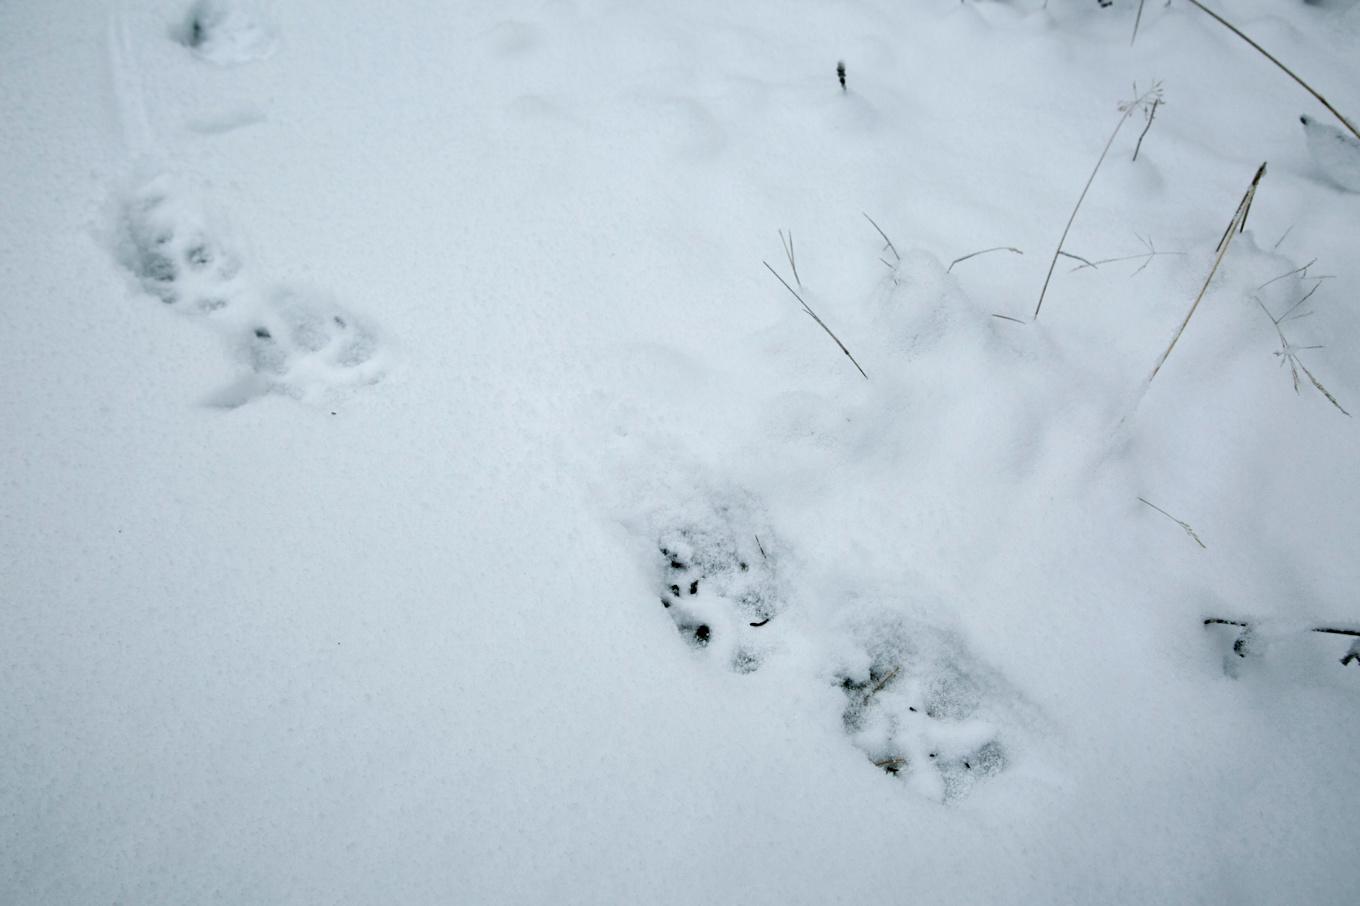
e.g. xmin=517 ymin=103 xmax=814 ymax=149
xmin=874 ymin=756 xmax=905 ymax=774
xmin=693 ymin=624 xmax=711 ymax=645
xmin=254 ymin=327 xmax=272 ymax=339
xmin=669 ymin=584 xmax=681 ymax=597
xmin=688 ymin=579 xmax=699 ymax=595
xmin=749 ymin=617 xmax=770 ymax=627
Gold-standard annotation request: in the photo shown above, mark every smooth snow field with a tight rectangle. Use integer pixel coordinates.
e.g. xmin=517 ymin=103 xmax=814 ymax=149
xmin=3 ymin=1 xmax=1359 ymax=903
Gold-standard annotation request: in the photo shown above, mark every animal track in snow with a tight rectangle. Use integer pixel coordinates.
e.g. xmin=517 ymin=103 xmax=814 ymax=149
xmin=115 ymin=173 xmax=247 ymax=312
xmin=633 ymin=488 xmax=1010 ymax=800
xmin=654 ymin=505 xmax=782 ymax=673
xmin=176 ymin=0 xmax=278 ymax=66
xmin=235 ymin=288 xmax=383 ymax=404
xmin=111 ymin=173 xmax=386 ymax=406
xmin=603 ymin=362 xmax=1015 ymax=800
xmin=836 ymin=616 xmax=1008 ymax=801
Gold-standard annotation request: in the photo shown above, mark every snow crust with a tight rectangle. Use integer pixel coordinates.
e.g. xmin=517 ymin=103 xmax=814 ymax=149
xmin=2 ymin=0 xmax=1358 ymax=903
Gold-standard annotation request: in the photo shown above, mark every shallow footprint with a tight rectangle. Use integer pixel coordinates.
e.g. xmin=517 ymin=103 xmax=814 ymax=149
xmin=112 ymin=172 xmax=247 ymax=313
xmin=236 ymin=288 xmax=385 ymax=403
xmin=175 ymin=0 xmax=278 ymax=66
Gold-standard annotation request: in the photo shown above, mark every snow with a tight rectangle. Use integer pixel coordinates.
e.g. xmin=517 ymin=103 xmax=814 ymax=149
xmin=2 ymin=0 xmax=1358 ymax=903
xmin=1300 ymin=113 xmax=1360 ymax=192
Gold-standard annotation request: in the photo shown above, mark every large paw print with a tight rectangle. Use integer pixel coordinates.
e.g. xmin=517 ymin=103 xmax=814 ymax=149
xmin=650 ymin=501 xmax=782 ymax=672
xmin=837 ymin=624 xmax=1007 ymax=801
xmin=117 ymin=175 xmax=246 ymax=313
xmin=235 ymin=289 xmax=384 ymax=403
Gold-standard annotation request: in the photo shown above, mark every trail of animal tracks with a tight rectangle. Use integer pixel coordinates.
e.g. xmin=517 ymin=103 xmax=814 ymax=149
xmin=2 ymin=1 xmax=1358 ymax=903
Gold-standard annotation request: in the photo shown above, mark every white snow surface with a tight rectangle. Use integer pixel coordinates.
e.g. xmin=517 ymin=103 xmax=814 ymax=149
xmin=3 ymin=1 xmax=1359 ymax=903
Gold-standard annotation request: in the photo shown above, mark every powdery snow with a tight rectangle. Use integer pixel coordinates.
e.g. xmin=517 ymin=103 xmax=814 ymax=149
xmin=2 ymin=1 xmax=1358 ymax=903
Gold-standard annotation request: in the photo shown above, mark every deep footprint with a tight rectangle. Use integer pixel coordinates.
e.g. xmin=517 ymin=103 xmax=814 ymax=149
xmin=836 ymin=622 xmax=1007 ymax=801
xmin=648 ymin=496 xmax=781 ymax=672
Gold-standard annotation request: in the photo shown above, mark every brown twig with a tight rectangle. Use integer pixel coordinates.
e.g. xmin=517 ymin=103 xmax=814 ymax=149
xmin=947 ymin=246 xmax=1023 ymax=273
xmin=1148 ymin=162 xmax=1265 ymax=384
xmin=1068 ymin=235 xmax=1184 ymax=274
xmin=763 ymin=261 xmax=869 ymax=380
xmin=1184 ymin=0 xmax=1360 ymax=142
xmin=1035 ymin=83 xmax=1163 ymax=319
xmin=1132 ymin=96 xmax=1161 ymax=161
xmin=1205 ymin=618 xmax=1360 ymax=665
xmin=779 ymin=229 xmax=801 ymax=287
xmin=1205 ymin=618 xmax=1360 ymax=637
xmin=1258 ymin=258 xmax=1317 ymax=290
xmin=1138 ymin=496 xmax=1206 ymax=548
xmin=1057 ymin=250 xmax=1098 ymax=269
xmin=863 ymin=213 xmax=900 ymax=263
xmin=869 ymin=666 xmax=900 ymax=696
xmin=1257 ymin=297 xmax=1350 ymax=416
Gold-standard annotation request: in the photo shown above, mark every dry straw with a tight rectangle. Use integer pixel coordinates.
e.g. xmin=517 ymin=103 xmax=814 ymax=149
xmin=1147 ymin=162 xmax=1266 ymax=384
xmin=1035 ymin=83 xmax=1163 ymax=319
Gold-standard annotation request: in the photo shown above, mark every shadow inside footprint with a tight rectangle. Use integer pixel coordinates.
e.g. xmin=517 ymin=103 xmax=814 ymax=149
xmin=115 ymin=176 xmax=245 ymax=313
xmin=235 ymin=289 xmax=385 ymax=401
xmin=649 ymin=502 xmax=780 ymax=669
xmin=174 ymin=0 xmax=278 ymax=65
xmin=836 ymin=622 xmax=1008 ymax=801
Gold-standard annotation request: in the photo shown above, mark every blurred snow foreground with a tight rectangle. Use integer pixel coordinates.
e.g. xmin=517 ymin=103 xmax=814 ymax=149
xmin=1299 ymin=113 xmax=1360 ymax=192
xmin=2 ymin=0 xmax=1358 ymax=903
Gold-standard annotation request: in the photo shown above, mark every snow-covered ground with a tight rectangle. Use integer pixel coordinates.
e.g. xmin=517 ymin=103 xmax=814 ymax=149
xmin=3 ymin=1 xmax=1358 ymax=902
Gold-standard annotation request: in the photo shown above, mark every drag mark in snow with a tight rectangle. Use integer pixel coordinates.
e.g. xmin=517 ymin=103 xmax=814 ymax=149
xmin=106 ymin=9 xmax=159 ymax=157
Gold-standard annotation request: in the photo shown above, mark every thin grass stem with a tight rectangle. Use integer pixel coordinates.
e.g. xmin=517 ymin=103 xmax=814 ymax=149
xmin=763 ymin=261 xmax=869 ymax=380
xmin=1184 ymin=0 xmax=1360 ymax=142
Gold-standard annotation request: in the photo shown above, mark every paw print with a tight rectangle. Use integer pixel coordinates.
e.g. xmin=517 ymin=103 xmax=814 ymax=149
xmin=837 ymin=631 xmax=1007 ymax=800
xmin=652 ymin=513 xmax=780 ymax=672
